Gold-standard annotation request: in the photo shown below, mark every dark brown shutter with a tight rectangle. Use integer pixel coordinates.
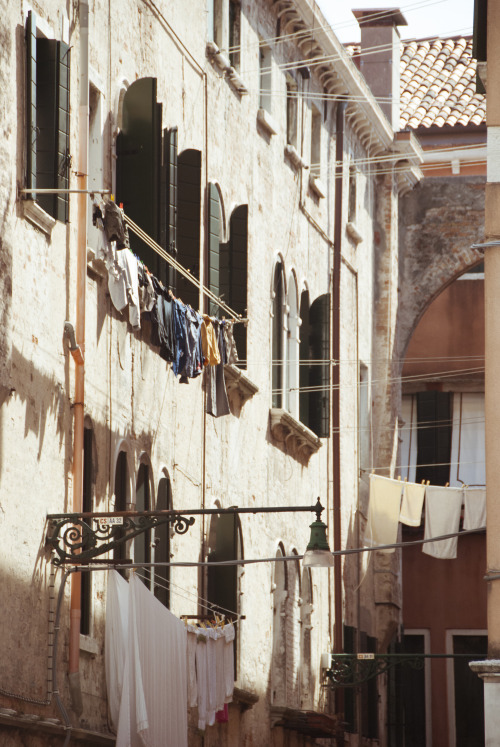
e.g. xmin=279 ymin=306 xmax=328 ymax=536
xmin=116 ymin=78 xmax=162 ymax=276
xmin=221 ymin=205 xmax=247 ymax=361
xmin=309 ymin=293 xmax=330 ymax=437
xmin=26 ymin=11 xmax=37 ymax=199
xmin=177 ymin=149 xmax=201 ymax=309
xmin=299 ymin=290 xmax=310 ymax=425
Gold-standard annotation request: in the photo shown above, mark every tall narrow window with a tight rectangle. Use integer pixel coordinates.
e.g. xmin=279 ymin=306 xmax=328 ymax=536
xmin=272 ymin=262 xmax=285 ymax=408
xmin=80 ymin=423 xmax=94 ymax=635
xmin=259 ymin=43 xmax=272 ymax=113
xmin=207 ymin=183 xmax=222 ymax=315
xmin=176 ymin=149 xmax=202 ymax=309
xmin=87 ymin=82 xmax=104 ymax=248
xmin=271 ymin=545 xmax=288 ymax=705
xmin=229 ymin=0 xmax=241 ymax=70
xmin=309 ymin=293 xmax=330 ymax=437
xmin=451 ymin=633 xmax=487 ymax=746
xmin=26 ymin=11 xmax=71 ymax=222
xmin=310 ymin=105 xmax=321 ymax=178
xmin=116 ymin=78 xmax=166 ymax=282
xmin=220 ymin=205 xmax=248 ymax=363
xmin=154 ymin=474 xmax=172 ymax=609
xmin=135 ymin=463 xmax=151 ymax=586
xmin=207 ymin=511 xmax=243 ymax=675
xmin=348 ymin=164 xmax=357 ymax=223
xmin=299 ymin=568 xmax=313 ymax=707
xmin=359 ymin=363 xmax=370 ymax=473
xmin=286 ymin=274 xmax=299 ymax=418
xmin=415 ymin=391 xmax=452 ymax=485
xmin=286 ymin=76 xmax=298 ymax=148
xmin=299 ymin=290 xmax=310 ymax=425
xmin=113 ymin=451 xmax=129 ymax=570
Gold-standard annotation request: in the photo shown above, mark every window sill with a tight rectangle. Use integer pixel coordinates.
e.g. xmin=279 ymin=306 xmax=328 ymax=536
xmin=309 ymin=174 xmax=326 ymax=199
xmin=257 ymin=108 xmax=278 ymax=136
xmin=22 ymin=200 xmax=56 ymax=237
xmin=86 ymin=246 xmax=107 ymax=279
xmin=284 ymin=144 xmax=308 ymax=171
xmin=269 ymin=408 xmax=322 ymax=460
xmin=224 ymin=364 xmax=259 ymax=405
xmin=270 ymin=705 xmax=338 ymax=737
xmin=233 ymin=686 xmax=259 ymax=712
xmin=346 ymin=221 xmax=363 ymax=245
xmin=206 ymin=42 xmax=248 ymax=95
xmin=80 ymin=634 xmax=100 ymax=656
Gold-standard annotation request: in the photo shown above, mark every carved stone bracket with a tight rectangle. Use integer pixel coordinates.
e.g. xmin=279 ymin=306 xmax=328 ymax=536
xmin=269 ymin=408 xmax=322 ymax=460
xmin=224 ymin=364 xmax=258 ymax=406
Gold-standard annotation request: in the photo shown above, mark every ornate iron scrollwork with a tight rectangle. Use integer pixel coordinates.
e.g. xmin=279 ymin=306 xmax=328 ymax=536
xmin=326 ymin=654 xmax=425 ymax=688
xmin=47 ymin=513 xmax=195 ymax=565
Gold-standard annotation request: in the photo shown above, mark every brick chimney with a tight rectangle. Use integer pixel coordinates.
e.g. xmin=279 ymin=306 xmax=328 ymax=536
xmin=353 ymin=8 xmax=407 ymax=130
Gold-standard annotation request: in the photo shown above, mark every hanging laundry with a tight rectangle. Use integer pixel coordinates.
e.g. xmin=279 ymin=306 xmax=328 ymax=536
xmin=186 ymin=625 xmax=198 ymax=708
xmin=182 ymin=306 xmax=204 ymax=379
xmin=106 ymin=572 xmax=188 ymax=747
xmin=207 ymin=321 xmax=230 ymax=417
xmin=201 ymin=316 xmax=221 ymax=366
xmin=222 ymin=321 xmax=239 ymax=365
xmin=399 ymin=481 xmax=426 ymax=527
xmin=463 ymin=487 xmax=486 ymax=530
xmin=364 ymin=475 xmax=403 ymax=553
xmin=105 ymin=570 xmax=130 ymax=732
xmin=150 ymin=281 xmax=176 ymax=363
xmin=103 ymin=201 xmax=130 ymax=249
xmin=137 ymin=265 xmax=155 ymax=314
xmin=422 ymin=485 xmax=463 ymax=559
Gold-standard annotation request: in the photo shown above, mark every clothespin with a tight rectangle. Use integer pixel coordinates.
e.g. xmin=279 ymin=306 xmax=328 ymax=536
xmin=426 ymin=480 xmax=430 ymax=485
xmin=421 ymin=479 xmax=425 ymax=485
xmin=397 ymin=475 xmax=401 ymax=481
xmin=404 ymin=477 xmax=408 ymax=483
xmin=445 ymin=482 xmax=450 ymax=488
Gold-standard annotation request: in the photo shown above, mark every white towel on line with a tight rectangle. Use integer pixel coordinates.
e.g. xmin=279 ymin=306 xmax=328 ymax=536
xmin=463 ymin=487 xmax=486 ymax=530
xmin=365 ymin=475 xmax=403 ymax=553
xmin=423 ymin=486 xmax=463 ymax=559
xmin=400 ymin=481 xmax=426 ymax=527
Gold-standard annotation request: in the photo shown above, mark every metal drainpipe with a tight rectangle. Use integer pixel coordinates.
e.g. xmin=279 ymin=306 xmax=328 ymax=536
xmin=68 ymin=0 xmax=89 ymax=714
xmin=333 ymin=101 xmax=346 ymax=718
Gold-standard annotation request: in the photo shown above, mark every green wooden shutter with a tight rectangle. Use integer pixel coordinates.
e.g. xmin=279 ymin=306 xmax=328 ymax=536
xmin=208 ymin=183 xmax=221 ymax=315
xmin=36 ymin=37 xmax=58 ymax=217
xmin=26 ymin=11 xmax=37 ymax=199
xmin=55 ymin=41 xmax=70 ymax=222
xmin=309 ymin=293 xmax=330 ymax=437
xmin=116 ymin=78 xmax=161 ymax=275
xmin=177 ymin=149 xmax=201 ymax=309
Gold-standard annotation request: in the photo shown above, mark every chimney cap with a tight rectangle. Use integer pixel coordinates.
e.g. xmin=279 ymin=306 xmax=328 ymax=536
xmin=353 ymin=8 xmax=408 ymax=27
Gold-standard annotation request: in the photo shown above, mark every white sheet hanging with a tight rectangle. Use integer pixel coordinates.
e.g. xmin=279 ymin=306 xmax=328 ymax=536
xmin=364 ymin=475 xmax=403 ymax=553
xmin=463 ymin=487 xmax=486 ymax=530
xmin=106 ymin=571 xmax=188 ymax=747
xmin=422 ymin=486 xmax=463 ymax=559
xmin=105 ymin=570 xmax=130 ymax=731
xmin=399 ymin=481 xmax=426 ymax=527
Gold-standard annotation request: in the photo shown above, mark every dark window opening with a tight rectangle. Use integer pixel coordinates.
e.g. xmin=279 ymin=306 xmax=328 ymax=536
xmin=176 ymin=149 xmax=201 ymax=308
xmin=299 ymin=290 xmax=310 ymax=425
xmin=113 ymin=451 xmax=129 ymax=572
xmin=348 ymin=165 xmax=357 ymax=223
xmin=229 ymin=0 xmax=241 ymax=69
xmin=453 ymin=634 xmax=487 ymax=747
xmin=135 ymin=463 xmax=151 ymax=586
xmin=415 ymin=391 xmax=452 ymax=486
xmin=154 ymin=475 xmax=172 ymax=609
xmin=308 ymin=293 xmax=330 ymax=437
xmin=286 ymin=78 xmax=298 ymax=148
xmin=220 ymin=205 xmax=248 ymax=363
xmin=26 ymin=11 xmax=70 ymax=222
xmin=207 ymin=511 xmax=242 ymax=676
xmin=272 ymin=262 xmax=284 ymax=408
xmin=80 ymin=425 xmax=94 ymax=635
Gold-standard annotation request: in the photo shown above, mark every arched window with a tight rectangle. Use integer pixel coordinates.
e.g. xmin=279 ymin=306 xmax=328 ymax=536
xmin=207 ymin=183 xmax=224 ymax=316
xmin=154 ymin=472 xmax=172 ymax=609
xmin=272 ymin=261 xmax=285 ymax=408
xmin=207 ymin=509 xmax=243 ymax=675
xmin=299 ymin=567 xmax=313 ymax=707
xmin=113 ymin=450 xmax=130 ymax=569
xmin=299 ymin=292 xmax=330 ymax=436
xmin=81 ymin=420 xmax=96 ymax=635
xmin=286 ymin=274 xmax=299 ymax=418
xmin=271 ymin=544 xmax=288 ymax=705
xmin=299 ymin=289 xmax=310 ymax=425
xmin=135 ymin=462 xmax=152 ymax=586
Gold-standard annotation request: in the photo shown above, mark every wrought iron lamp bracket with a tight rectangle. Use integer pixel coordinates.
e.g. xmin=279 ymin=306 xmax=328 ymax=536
xmin=46 ymin=513 xmax=195 ymax=566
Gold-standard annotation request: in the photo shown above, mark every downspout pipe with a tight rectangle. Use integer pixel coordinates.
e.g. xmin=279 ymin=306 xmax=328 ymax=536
xmin=333 ymin=103 xmax=346 ymax=658
xmin=68 ymin=0 xmax=89 ymax=715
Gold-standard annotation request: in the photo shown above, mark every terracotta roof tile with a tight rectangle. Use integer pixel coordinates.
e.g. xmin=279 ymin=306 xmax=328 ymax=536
xmin=345 ymin=36 xmax=485 ymax=129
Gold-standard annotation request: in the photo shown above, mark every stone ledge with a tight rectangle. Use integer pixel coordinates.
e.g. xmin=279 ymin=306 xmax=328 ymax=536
xmin=233 ymin=686 xmax=259 ymax=711
xmin=284 ymin=144 xmax=308 ymax=171
xmin=206 ymin=42 xmax=248 ymax=95
xmin=224 ymin=364 xmax=258 ymax=405
xmin=309 ymin=174 xmax=326 ymax=199
xmin=469 ymin=659 xmax=500 ymax=681
xmin=257 ymin=107 xmax=278 ymax=136
xmin=0 ymin=712 xmax=115 ymax=744
xmin=269 ymin=408 xmax=322 ymax=460
xmin=346 ymin=221 xmax=363 ymax=245
xmin=22 ymin=200 xmax=56 ymax=237
xmin=80 ymin=633 xmax=100 ymax=656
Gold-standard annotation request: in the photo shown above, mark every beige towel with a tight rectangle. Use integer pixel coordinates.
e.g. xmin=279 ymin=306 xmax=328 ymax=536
xmin=365 ymin=475 xmax=403 ymax=554
xmin=423 ymin=486 xmax=463 ymax=559
xmin=400 ymin=482 xmax=426 ymax=527
xmin=463 ymin=487 xmax=486 ymax=530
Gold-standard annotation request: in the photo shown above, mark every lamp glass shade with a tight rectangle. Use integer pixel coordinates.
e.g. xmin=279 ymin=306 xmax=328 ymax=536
xmin=303 ymin=518 xmax=334 ymax=567
xmin=303 ymin=548 xmax=335 ymax=567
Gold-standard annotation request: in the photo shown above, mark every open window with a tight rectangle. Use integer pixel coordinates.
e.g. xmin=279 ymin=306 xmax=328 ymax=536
xmin=286 ymin=273 xmax=299 ymax=418
xmin=154 ymin=472 xmax=172 ymax=609
xmin=80 ymin=421 xmax=95 ymax=636
xmin=299 ymin=293 xmax=330 ymax=437
xmin=272 ymin=261 xmax=285 ymax=408
xmin=113 ymin=450 xmax=130 ymax=570
xmin=176 ymin=149 xmax=202 ymax=309
xmin=25 ymin=11 xmax=70 ymax=222
xmin=220 ymin=204 xmax=248 ymax=362
xmin=135 ymin=462 xmax=152 ymax=586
